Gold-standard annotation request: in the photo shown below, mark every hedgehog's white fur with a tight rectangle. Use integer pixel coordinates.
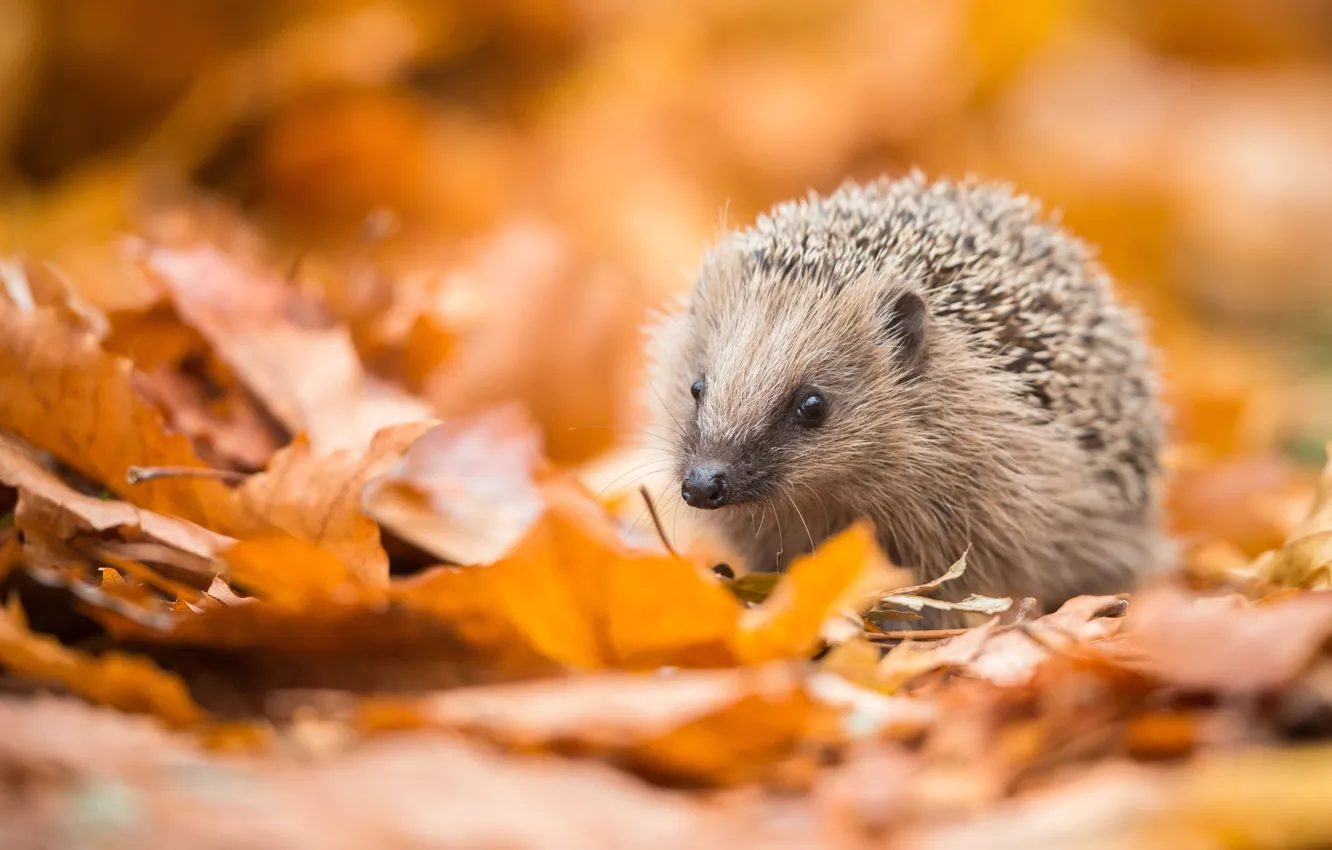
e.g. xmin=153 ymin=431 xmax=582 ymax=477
xmin=644 ymin=172 xmax=1171 ymax=627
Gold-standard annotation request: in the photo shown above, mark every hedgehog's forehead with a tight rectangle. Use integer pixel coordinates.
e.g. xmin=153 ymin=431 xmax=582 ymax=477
xmin=692 ymin=266 xmax=870 ymax=398
xmin=694 ymin=257 xmax=873 ymax=334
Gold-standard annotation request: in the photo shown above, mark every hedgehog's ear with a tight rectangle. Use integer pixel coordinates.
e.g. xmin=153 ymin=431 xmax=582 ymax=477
xmin=877 ymin=290 xmax=927 ymax=366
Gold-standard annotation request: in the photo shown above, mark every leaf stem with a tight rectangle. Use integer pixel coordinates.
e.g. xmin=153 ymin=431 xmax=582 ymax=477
xmin=867 ymin=627 xmax=971 ymax=642
xmin=638 ymin=484 xmax=680 ymax=559
xmin=126 ymin=466 xmax=249 ymax=485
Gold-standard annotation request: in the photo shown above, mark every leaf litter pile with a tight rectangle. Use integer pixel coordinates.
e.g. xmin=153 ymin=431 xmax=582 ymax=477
xmin=3 ymin=1 xmax=1332 ymax=848
xmin=3 ymin=242 xmax=1332 ymax=848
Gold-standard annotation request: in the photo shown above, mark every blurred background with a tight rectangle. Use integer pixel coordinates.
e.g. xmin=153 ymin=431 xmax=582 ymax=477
xmin=1 ymin=0 xmax=1331 ymax=567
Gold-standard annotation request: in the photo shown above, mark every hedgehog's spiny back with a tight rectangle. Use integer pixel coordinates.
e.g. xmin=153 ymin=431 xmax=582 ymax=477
xmin=723 ymin=172 xmax=1165 ymax=515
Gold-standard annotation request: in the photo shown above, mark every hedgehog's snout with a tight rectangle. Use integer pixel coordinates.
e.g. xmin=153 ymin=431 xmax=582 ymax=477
xmin=681 ymin=464 xmax=729 ymax=510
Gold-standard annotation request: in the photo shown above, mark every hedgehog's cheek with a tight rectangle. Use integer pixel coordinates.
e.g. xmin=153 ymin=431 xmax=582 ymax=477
xmin=721 ymin=461 xmax=784 ymax=508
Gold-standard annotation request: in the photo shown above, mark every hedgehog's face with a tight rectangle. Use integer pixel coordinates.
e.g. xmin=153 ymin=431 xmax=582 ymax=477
xmin=665 ymin=266 xmax=929 ymax=518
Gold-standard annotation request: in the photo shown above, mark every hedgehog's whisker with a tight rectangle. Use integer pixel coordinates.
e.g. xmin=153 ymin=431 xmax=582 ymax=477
xmin=593 ymin=460 xmax=674 ymax=500
xmin=786 ymin=491 xmax=816 ymax=556
xmin=644 ymin=376 xmax=687 ymax=440
xmin=566 ymin=424 xmax=681 ymax=444
xmin=797 ymin=481 xmax=833 ymax=539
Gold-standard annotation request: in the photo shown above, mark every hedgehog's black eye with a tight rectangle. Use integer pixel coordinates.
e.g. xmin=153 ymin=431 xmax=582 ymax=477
xmin=792 ymin=390 xmax=828 ymax=426
xmin=690 ymin=379 xmax=706 ymax=401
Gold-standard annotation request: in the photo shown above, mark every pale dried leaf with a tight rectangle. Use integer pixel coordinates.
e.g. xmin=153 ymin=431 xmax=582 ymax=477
xmin=876 ymin=620 xmax=998 ymax=692
xmin=888 ymin=547 xmax=972 ymax=597
xmin=876 ymin=592 xmax=1013 ymax=617
xmin=362 ymin=405 xmax=548 ymax=566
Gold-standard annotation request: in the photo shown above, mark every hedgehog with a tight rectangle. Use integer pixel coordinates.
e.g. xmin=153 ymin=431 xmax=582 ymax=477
xmin=643 ymin=172 xmax=1171 ymax=626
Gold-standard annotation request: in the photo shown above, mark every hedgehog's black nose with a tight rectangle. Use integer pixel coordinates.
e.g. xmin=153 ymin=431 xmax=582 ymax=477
xmin=682 ymin=465 xmax=729 ymax=509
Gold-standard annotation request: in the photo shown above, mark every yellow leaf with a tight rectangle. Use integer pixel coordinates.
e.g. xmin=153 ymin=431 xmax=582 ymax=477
xmin=222 ymin=535 xmax=377 ymax=609
xmin=0 ymin=295 xmax=246 ymax=534
xmin=738 ymin=522 xmax=896 ymax=663
xmin=401 ymin=504 xmax=741 ymax=669
xmin=0 ymin=602 xmax=205 ymax=728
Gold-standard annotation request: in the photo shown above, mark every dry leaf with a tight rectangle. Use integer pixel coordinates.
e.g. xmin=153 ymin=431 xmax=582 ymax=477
xmin=130 ymin=353 xmax=284 ymax=471
xmin=967 ymin=594 xmax=1129 ymax=686
xmin=367 ymin=663 xmax=818 ymax=785
xmin=397 ymin=509 xmax=884 ymax=670
xmin=362 ymin=404 xmax=550 ymax=566
xmin=876 ymin=621 xmax=999 ymax=692
xmin=203 ymin=575 xmax=250 ymax=606
xmin=876 ymin=593 xmax=1015 ymax=617
xmin=0 ymin=432 xmax=230 ymax=583
xmin=221 ymin=536 xmax=377 ymax=610
xmin=1100 ymin=585 xmax=1332 ymax=692
xmin=0 ymin=532 xmax=20 ymax=586
xmin=420 ymin=221 xmax=648 ymax=465
xmin=1247 ymin=445 xmax=1332 ymax=590
xmin=143 ymin=243 xmax=433 ymax=455
xmin=888 ymin=547 xmax=973 ymax=597
xmin=399 ymin=504 xmax=742 ymax=669
xmin=0 ymin=694 xmax=768 ymax=850
xmin=728 ymin=573 xmax=781 ymax=605
xmin=75 ymin=506 xmax=884 ymax=693
xmin=0 ymin=601 xmax=205 ymax=727
xmin=231 ymin=421 xmax=435 ymax=584
xmin=738 ymin=522 xmax=898 ymax=662
xmin=0 ymin=289 xmax=248 ymax=534
xmin=873 ymin=548 xmax=1014 ymax=618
